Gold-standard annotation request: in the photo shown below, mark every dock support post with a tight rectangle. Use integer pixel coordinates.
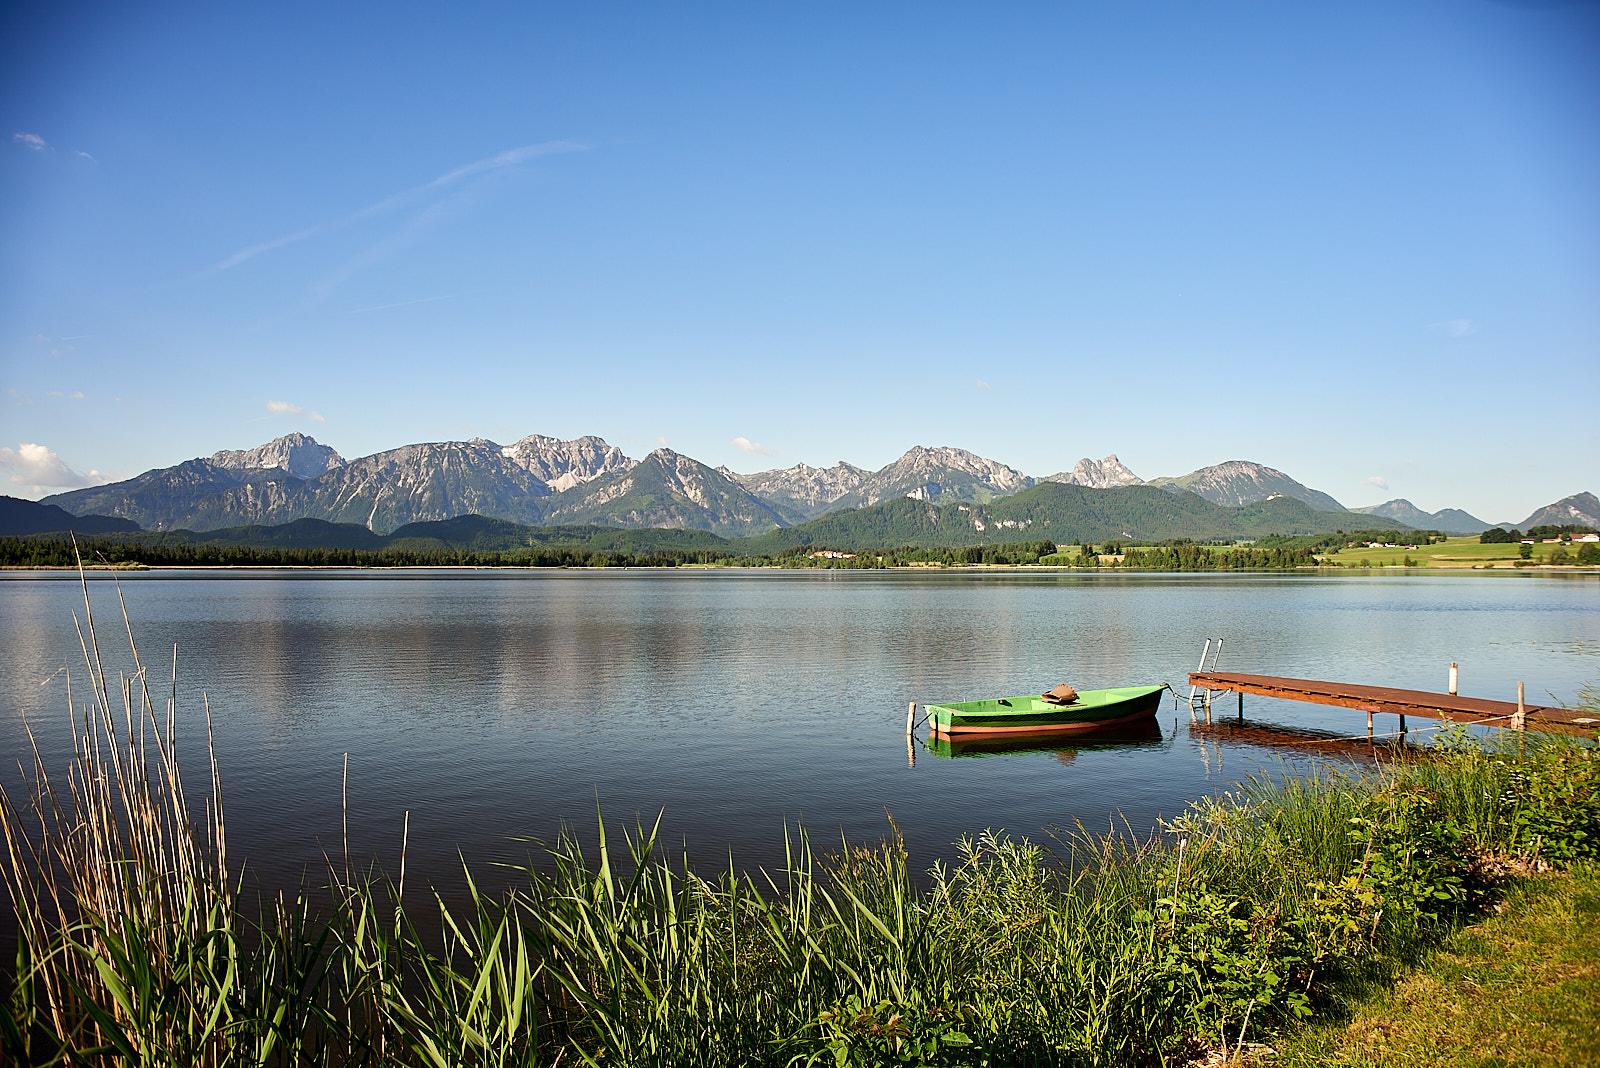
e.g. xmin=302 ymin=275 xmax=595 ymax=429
xmin=1367 ymin=709 xmax=1373 ymax=739
xmin=907 ymin=702 xmax=916 ymax=736
xmin=1238 ymin=690 xmax=1244 ymax=720
xmin=1399 ymin=713 xmax=1407 ymax=736
xmin=1449 ymin=662 xmax=1458 ymax=696
xmin=1514 ymin=682 xmax=1526 ymax=731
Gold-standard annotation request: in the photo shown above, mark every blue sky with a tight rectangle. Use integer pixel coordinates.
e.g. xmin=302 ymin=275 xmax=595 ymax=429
xmin=2 ymin=1 xmax=1596 ymax=523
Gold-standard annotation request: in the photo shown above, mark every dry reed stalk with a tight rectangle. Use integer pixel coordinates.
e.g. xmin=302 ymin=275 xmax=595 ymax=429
xmin=0 ymin=547 xmax=236 ymax=1062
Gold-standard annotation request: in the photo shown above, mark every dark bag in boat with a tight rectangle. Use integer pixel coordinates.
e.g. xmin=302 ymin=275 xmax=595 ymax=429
xmin=1041 ymin=684 xmax=1079 ymax=705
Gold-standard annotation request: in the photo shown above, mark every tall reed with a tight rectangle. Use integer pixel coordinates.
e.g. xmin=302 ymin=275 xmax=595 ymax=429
xmin=0 ymin=567 xmax=246 ymax=1064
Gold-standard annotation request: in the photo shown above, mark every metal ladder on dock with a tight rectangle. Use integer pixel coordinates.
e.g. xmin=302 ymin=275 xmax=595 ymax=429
xmin=1182 ymin=638 xmax=1225 ymax=716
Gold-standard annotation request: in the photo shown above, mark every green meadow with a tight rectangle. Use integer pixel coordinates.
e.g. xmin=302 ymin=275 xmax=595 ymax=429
xmin=1318 ymin=536 xmax=1599 ymax=570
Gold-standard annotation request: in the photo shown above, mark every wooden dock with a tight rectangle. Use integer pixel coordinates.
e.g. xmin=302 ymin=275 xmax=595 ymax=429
xmin=1188 ymin=671 xmax=1599 ymax=737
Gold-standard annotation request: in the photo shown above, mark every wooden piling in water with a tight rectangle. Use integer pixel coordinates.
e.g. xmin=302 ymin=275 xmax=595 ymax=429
xmin=906 ymin=701 xmax=916 ymax=736
xmin=1449 ymin=662 xmax=1458 ymax=696
xmin=1515 ymin=682 xmax=1526 ymax=730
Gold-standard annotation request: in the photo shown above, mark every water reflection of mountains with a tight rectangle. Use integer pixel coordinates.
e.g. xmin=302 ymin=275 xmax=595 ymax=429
xmin=926 ymin=718 xmax=1165 ymax=762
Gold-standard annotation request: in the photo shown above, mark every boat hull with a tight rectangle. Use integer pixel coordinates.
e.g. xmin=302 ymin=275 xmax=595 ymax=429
xmin=927 ymin=716 xmax=1164 ymax=758
xmin=926 ymin=685 xmax=1165 ymax=736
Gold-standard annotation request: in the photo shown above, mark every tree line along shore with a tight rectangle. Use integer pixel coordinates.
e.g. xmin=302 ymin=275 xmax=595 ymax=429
xmin=4 ymin=529 xmax=1599 ymax=572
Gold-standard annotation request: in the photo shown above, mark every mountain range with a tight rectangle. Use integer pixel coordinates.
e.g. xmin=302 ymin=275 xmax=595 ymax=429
xmin=34 ymin=433 xmax=1590 ymax=542
xmin=0 ymin=484 xmax=1385 ymax=556
xmin=1352 ymin=499 xmax=1493 ymax=534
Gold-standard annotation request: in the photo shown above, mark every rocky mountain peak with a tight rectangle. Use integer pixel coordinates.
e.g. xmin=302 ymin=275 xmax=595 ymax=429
xmin=1518 ymin=491 xmax=1600 ymax=531
xmin=210 ymin=433 xmax=345 ymax=480
xmin=1044 ymin=454 xmax=1143 ymax=489
xmin=1147 ymin=460 xmax=1345 ymax=513
xmin=889 ymin=446 xmax=1032 ymax=488
xmin=834 ymin=446 xmax=1034 ymax=508
xmin=501 ymin=434 xmax=635 ymax=492
xmin=729 ymin=460 xmax=871 ymax=514
xmin=648 ymin=450 xmax=725 ymax=503
xmin=883 ymin=444 xmax=1030 ymax=489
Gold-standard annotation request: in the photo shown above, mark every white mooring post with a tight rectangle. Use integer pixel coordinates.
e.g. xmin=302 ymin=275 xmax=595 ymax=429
xmin=1514 ymin=682 xmax=1526 ymax=731
xmin=1449 ymin=662 xmax=1458 ymax=695
xmin=907 ymin=702 xmax=916 ymax=736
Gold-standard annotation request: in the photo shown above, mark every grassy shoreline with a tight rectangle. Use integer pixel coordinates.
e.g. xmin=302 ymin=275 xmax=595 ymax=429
xmin=3 ymin=596 xmax=1597 ymax=1065
xmin=1273 ymin=863 xmax=1600 ymax=1066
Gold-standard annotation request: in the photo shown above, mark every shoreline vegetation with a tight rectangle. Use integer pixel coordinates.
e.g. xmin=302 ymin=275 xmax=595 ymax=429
xmin=3 ymin=583 xmax=1598 ymax=1065
xmin=3 ymin=531 xmax=1599 ymax=573
xmin=1274 ymin=862 xmax=1600 ymax=1066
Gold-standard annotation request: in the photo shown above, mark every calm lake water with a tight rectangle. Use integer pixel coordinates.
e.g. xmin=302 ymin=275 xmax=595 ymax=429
xmin=2 ymin=569 xmax=1597 ymax=908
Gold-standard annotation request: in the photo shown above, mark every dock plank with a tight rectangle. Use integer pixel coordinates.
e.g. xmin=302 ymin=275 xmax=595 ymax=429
xmin=1188 ymin=671 xmax=1598 ymax=736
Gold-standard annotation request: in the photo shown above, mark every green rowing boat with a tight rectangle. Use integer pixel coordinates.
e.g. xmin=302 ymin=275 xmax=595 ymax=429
xmin=926 ymin=717 xmax=1164 ymax=758
xmin=925 ymin=685 xmax=1166 ymax=737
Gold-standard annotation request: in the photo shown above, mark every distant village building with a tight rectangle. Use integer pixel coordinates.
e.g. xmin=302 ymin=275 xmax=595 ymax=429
xmin=808 ymin=550 xmax=856 ymax=559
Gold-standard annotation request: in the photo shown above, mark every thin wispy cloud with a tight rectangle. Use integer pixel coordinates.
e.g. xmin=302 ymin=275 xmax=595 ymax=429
xmin=1430 ymin=318 xmax=1478 ymax=337
xmin=974 ymin=379 xmax=992 ymax=390
xmin=211 ymin=224 xmax=328 ymax=274
xmin=730 ymin=436 xmax=776 ymax=456
xmin=351 ymin=292 xmax=464 ymax=314
xmin=312 ymin=190 xmax=478 ymax=300
xmin=12 ymin=133 xmax=94 ymax=159
xmin=0 ymin=442 xmax=108 ymax=491
xmin=46 ymin=390 xmax=86 ymax=400
xmin=1362 ymin=475 xmax=1388 ymax=490
xmin=208 ymin=140 xmax=587 ymax=276
xmin=33 ymin=333 xmax=77 ymax=356
xmin=266 ymin=399 xmax=326 ymax=422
